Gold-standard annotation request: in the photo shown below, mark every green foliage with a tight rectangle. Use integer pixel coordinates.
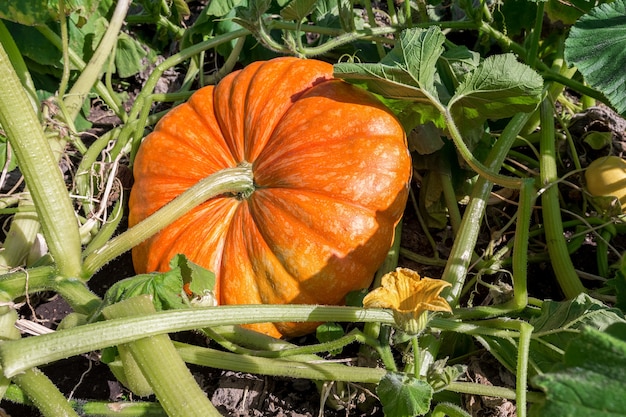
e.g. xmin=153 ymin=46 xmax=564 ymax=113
xmin=530 ymin=323 xmax=626 ymax=417
xmin=564 ymin=0 xmax=626 ymax=116
xmin=477 ymin=294 xmax=626 ymax=375
xmin=98 ymin=255 xmax=216 ymax=314
xmin=334 ymin=26 xmax=543 ymax=138
xmin=0 ymin=0 xmax=99 ymax=26
xmin=315 ymin=322 xmax=345 ymax=355
xmin=378 ymin=372 xmax=433 ymax=417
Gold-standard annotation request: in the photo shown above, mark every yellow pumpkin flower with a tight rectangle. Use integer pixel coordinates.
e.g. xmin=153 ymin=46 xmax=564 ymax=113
xmin=363 ymin=268 xmax=452 ymax=334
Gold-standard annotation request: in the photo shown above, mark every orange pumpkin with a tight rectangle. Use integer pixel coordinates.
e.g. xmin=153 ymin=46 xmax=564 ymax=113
xmin=128 ymin=57 xmax=411 ymax=337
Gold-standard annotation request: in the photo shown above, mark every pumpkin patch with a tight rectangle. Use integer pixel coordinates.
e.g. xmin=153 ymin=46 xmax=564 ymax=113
xmin=128 ymin=57 xmax=412 ymax=337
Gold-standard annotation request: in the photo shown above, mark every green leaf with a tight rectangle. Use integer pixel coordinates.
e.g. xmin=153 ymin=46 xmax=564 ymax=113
xmin=333 ymin=27 xmax=445 ymax=104
xmin=564 ymin=0 xmax=626 ymax=116
xmin=583 ymin=131 xmax=613 ymax=150
xmin=280 ymin=0 xmax=318 ymax=20
xmin=0 ymin=0 xmax=99 ymax=26
xmin=96 ymin=255 xmax=215 ymax=315
xmin=437 ymin=45 xmax=480 ymax=93
xmin=530 ymin=323 xmax=626 ymax=417
xmin=169 ymin=254 xmax=216 ymax=298
xmin=114 ymin=33 xmax=149 ymax=78
xmin=477 ymin=294 xmax=626 ymax=375
xmin=99 ymin=269 xmax=186 ymax=314
xmin=448 ymin=53 xmax=543 ymax=121
xmin=608 ymin=260 xmax=626 ymax=313
xmin=315 ymin=322 xmax=345 ymax=355
xmin=206 ymin=0 xmax=248 ymax=17
xmin=546 ymin=0 xmax=600 ymax=25
xmin=377 ymin=372 xmax=433 ymax=417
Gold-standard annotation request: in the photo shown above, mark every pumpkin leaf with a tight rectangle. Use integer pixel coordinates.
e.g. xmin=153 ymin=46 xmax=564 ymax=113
xmin=206 ymin=0 xmax=248 ymax=17
xmin=98 ymin=268 xmax=186 ymax=314
xmin=333 ymin=27 xmax=445 ymax=104
xmin=315 ymin=322 xmax=345 ymax=355
xmin=114 ymin=33 xmax=149 ymax=79
xmin=529 ymin=323 xmax=626 ymax=417
xmin=169 ymin=254 xmax=216 ymax=298
xmin=476 ymin=294 xmax=626 ymax=375
xmin=583 ymin=131 xmax=613 ymax=150
xmin=448 ymin=53 xmax=543 ymax=122
xmin=280 ymin=0 xmax=318 ymax=20
xmin=564 ymin=0 xmax=626 ymax=116
xmin=97 ymin=258 xmax=214 ymax=316
xmin=545 ymin=0 xmax=603 ymax=25
xmin=377 ymin=372 xmax=433 ymax=417
xmin=0 ymin=0 xmax=99 ymax=26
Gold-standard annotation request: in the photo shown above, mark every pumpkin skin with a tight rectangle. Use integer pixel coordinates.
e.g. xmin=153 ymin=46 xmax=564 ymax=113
xmin=129 ymin=57 xmax=412 ymax=338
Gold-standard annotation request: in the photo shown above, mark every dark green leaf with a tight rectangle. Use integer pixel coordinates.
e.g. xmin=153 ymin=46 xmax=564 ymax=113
xmin=206 ymin=0 xmax=248 ymax=17
xmin=477 ymin=294 xmax=626 ymax=375
xmin=546 ymin=0 xmax=600 ymax=25
xmin=530 ymin=324 xmax=626 ymax=417
xmin=280 ymin=0 xmax=318 ymax=20
xmin=315 ymin=322 xmax=345 ymax=355
xmin=377 ymin=372 xmax=433 ymax=417
xmin=583 ymin=131 xmax=613 ymax=150
xmin=99 ymin=269 xmax=186 ymax=315
xmin=0 ymin=0 xmax=99 ymax=25
xmin=115 ymin=33 xmax=149 ymax=78
xmin=564 ymin=0 xmax=626 ymax=116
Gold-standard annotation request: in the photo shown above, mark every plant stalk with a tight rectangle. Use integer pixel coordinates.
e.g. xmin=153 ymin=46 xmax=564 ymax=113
xmin=102 ymin=296 xmax=221 ymax=417
xmin=442 ymin=112 xmax=532 ymax=305
xmin=0 ymin=40 xmax=83 ymax=278
xmin=0 ymin=305 xmax=394 ymax=376
xmin=539 ymin=98 xmax=585 ymax=298
xmin=82 ymin=165 xmax=255 ymax=275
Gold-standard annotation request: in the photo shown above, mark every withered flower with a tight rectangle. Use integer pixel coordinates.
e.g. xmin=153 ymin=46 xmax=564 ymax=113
xmin=363 ymin=268 xmax=452 ymax=334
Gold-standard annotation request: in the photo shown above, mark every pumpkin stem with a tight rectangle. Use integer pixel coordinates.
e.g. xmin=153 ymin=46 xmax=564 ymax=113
xmin=82 ymin=165 xmax=255 ymax=276
xmin=235 ymin=161 xmax=256 ymax=200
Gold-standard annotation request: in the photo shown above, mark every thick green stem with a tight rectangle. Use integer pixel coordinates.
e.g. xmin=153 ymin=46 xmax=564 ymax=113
xmin=0 ymin=193 xmax=39 ymax=270
xmin=0 ymin=21 xmax=38 ymax=114
xmin=0 ymin=305 xmax=394 ymax=377
xmin=102 ymin=296 xmax=221 ymax=417
xmin=443 ymin=108 xmax=522 ymax=189
xmin=516 ymin=322 xmax=533 ymax=417
xmin=539 ymin=99 xmax=586 ymax=298
xmin=446 ymin=381 xmax=543 ymax=402
xmin=78 ymin=401 xmax=166 ymax=416
xmin=0 ymin=41 xmax=82 ymax=278
xmin=0 ymin=266 xmax=56 ymax=299
xmin=12 ymin=368 xmax=79 ymax=417
xmin=442 ymin=112 xmax=532 ymax=305
xmin=174 ymin=341 xmax=387 ymax=383
xmin=82 ymin=165 xmax=255 ymax=275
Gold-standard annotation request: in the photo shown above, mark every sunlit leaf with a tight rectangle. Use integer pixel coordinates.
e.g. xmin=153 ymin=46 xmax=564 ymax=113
xmin=333 ymin=27 xmax=446 ymax=103
xmin=449 ymin=54 xmax=543 ymax=121
xmin=206 ymin=0 xmax=248 ymax=17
